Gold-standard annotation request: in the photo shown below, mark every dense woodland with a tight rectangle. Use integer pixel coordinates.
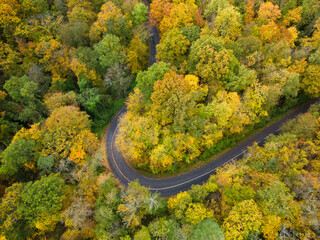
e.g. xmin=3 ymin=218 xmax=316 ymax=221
xmin=118 ymin=0 xmax=320 ymax=173
xmin=0 ymin=0 xmax=320 ymax=239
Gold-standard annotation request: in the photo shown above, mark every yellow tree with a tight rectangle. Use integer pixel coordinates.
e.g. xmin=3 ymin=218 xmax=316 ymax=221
xmin=35 ymin=38 xmax=71 ymax=88
xmin=156 ymin=28 xmax=191 ymax=68
xmin=245 ymin=0 xmax=255 ymax=24
xmin=222 ymin=200 xmax=262 ymax=240
xmin=70 ymin=58 xmax=104 ymax=88
xmin=214 ymin=6 xmax=242 ymax=41
xmin=41 ymin=106 xmax=91 ymax=160
xmin=159 ymin=2 xmax=203 ymax=36
xmin=301 ymin=65 xmax=320 ymax=98
xmin=0 ymin=0 xmax=21 ymax=43
xmin=89 ymin=1 xmax=124 ymax=43
xmin=149 ymin=0 xmax=172 ymax=27
xmin=127 ymin=35 xmax=148 ymax=74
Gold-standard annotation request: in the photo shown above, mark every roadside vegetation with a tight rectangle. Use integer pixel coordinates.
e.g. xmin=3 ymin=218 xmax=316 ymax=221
xmin=0 ymin=0 xmax=320 ymax=239
xmin=117 ymin=0 xmax=320 ymax=174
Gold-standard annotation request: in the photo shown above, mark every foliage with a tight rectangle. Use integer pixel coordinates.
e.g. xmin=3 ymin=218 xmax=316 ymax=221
xmin=132 ymin=3 xmax=149 ymax=25
xmin=94 ymin=34 xmax=125 ymax=69
xmin=1 ymin=0 xmax=320 ymax=238
xmin=0 ymin=138 xmax=37 ymax=181
xmin=117 ymin=180 xmax=163 ymax=229
xmin=127 ymin=35 xmax=148 ymax=74
xmin=191 ymin=218 xmax=225 ymax=240
xmin=19 ymin=174 xmax=66 ymax=234
xmin=157 ymin=28 xmax=191 ymax=68
xmin=222 ymin=200 xmax=262 ymax=240
xmin=136 ymin=62 xmax=171 ymax=101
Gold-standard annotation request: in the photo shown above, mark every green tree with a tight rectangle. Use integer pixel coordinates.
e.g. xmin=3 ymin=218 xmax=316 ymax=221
xmin=223 ymin=182 xmax=256 ymax=206
xmin=257 ymin=181 xmax=301 ymax=222
xmin=95 ymin=178 xmax=122 ymax=239
xmin=134 ymin=226 xmax=151 ymax=240
xmin=136 ymin=62 xmax=171 ymax=101
xmin=148 ymin=218 xmax=172 ymax=239
xmin=4 ymin=75 xmax=47 ymax=124
xmin=132 ymin=3 xmax=149 ymax=25
xmin=94 ymin=34 xmax=125 ymax=69
xmin=37 ymin=155 xmax=55 ymax=176
xmin=21 ymin=0 xmax=49 ymax=15
xmin=191 ymin=218 xmax=225 ymax=240
xmin=189 ymin=184 xmax=209 ymax=203
xmin=77 ymin=87 xmax=111 ymax=119
xmin=0 ymin=138 xmax=37 ymax=181
xmin=181 ymin=25 xmax=201 ymax=42
xmin=204 ymin=0 xmax=231 ymax=19
xmin=18 ymin=174 xmax=66 ymax=234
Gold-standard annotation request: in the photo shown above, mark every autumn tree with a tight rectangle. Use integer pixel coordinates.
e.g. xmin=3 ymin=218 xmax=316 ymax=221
xmin=301 ymin=65 xmax=320 ymax=97
xmin=127 ymin=35 xmax=148 ymax=74
xmin=168 ymin=191 xmax=192 ymax=220
xmin=157 ymin=28 xmax=190 ymax=68
xmin=188 ymin=35 xmax=239 ymax=91
xmin=149 ymin=0 xmax=171 ymax=27
xmin=159 ymin=1 xmax=203 ymax=36
xmin=0 ymin=0 xmax=21 ymax=44
xmin=35 ymin=38 xmax=71 ymax=88
xmin=0 ymin=183 xmax=29 ymax=240
xmin=214 ymin=6 xmax=242 ymax=40
xmin=44 ymin=91 xmax=78 ymax=113
xmin=222 ymin=200 xmax=262 ymax=240
xmin=245 ymin=0 xmax=255 ymax=24
xmin=40 ymin=106 xmax=92 ymax=160
xmin=135 ymin=61 xmax=171 ymax=101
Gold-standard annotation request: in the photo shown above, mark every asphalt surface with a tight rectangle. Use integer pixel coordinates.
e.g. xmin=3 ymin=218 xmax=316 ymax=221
xmin=105 ymin=2 xmax=315 ymax=196
xmin=106 ymin=100 xmax=315 ymax=196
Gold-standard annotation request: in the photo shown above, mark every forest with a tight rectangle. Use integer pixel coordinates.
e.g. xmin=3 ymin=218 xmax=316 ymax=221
xmin=0 ymin=0 xmax=320 ymax=239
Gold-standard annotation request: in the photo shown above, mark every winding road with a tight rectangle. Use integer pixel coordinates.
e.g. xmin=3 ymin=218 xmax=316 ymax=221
xmin=105 ymin=3 xmax=315 ymax=197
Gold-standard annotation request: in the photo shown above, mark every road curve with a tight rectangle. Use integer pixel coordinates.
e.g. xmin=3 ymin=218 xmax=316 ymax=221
xmin=106 ymin=100 xmax=314 ymax=196
xmin=105 ymin=2 xmax=315 ymax=196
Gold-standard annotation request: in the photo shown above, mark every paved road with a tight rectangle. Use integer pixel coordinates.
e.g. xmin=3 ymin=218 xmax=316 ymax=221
xmin=105 ymin=100 xmax=314 ymax=196
xmin=105 ymin=2 xmax=315 ymax=196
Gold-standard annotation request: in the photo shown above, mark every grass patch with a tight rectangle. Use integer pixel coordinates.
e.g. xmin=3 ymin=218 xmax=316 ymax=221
xmin=133 ymin=95 xmax=311 ymax=178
